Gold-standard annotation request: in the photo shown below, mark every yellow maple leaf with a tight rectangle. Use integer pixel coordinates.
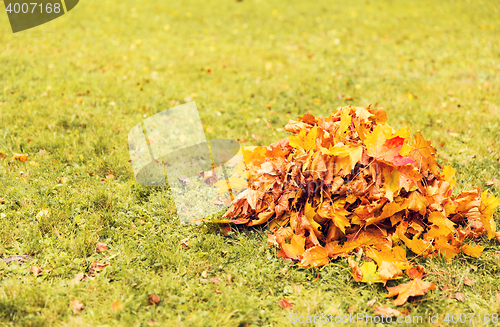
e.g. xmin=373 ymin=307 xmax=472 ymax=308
xmin=300 ymin=246 xmax=329 ymax=268
xmin=461 ymin=244 xmax=485 ymax=258
xmin=289 ymin=126 xmax=317 ymax=151
xmin=479 ymin=191 xmax=499 ymax=240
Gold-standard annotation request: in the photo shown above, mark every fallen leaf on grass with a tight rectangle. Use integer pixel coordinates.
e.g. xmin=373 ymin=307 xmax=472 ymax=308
xmin=209 ymin=276 xmax=221 ymax=285
xmin=89 ymin=261 xmax=109 ymax=274
xmin=0 ymin=213 xmax=6 ymax=219
xmin=461 ymin=244 xmax=485 ymax=258
xmin=348 ymin=257 xmax=363 ymax=282
xmin=495 ymin=292 xmax=500 ymax=300
xmin=200 ymin=278 xmax=209 ymax=284
xmin=454 ymin=292 xmax=465 ymax=302
xmin=385 ymin=279 xmax=436 ymax=306
xmin=111 ymin=300 xmax=121 ymax=312
xmin=148 ymin=294 xmax=160 ymax=305
xmin=485 ymin=177 xmax=499 ymax=186
xmin=36 ymin=208 xmax=50 ymax=218
xmin=71 ymin=273 xmax=85 ymax=285
xmin=374 ymin=305 xmax=400 ymax=317
xmin=29 ymin=265 xmax=43 ymax=276
xmin=96 ymin=242 xmax=108 ymax=252
xmin=463 ymin=277 xmax=476 ymax=286
xmin=278 ymin=298 xmax=294 ymax=310
xmin=378 ymin=261 xmax=402 ymax=283
xmin=180 ymin=238 xmax=190 ymax=249
xmin=70 ymin=299 xmax=84 ymax=313
xmin=13 ymin=153 xmax=28 ymax=162
xmin=406 ymin=266 xmax=424 ymax=279
xmin=366 ymin=299 xmax=376 ymax=307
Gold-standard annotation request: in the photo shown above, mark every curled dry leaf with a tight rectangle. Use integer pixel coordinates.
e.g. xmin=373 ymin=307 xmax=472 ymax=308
xmin=148 ymin=294 xmax=160 ymax=305
xmin=96 ymin=242 xmax=108 ymax=253
xmin=374 ymin=305 xmax=400 ymax=317
xmin=278 ymin=298 xmax=294 ymax=310
xmin=70 ymin=299 xmax=84 ymax=313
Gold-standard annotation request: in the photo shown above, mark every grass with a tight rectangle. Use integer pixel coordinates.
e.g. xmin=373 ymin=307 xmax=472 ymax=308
xmin=0 ymin=0 xmax=500 ymax=325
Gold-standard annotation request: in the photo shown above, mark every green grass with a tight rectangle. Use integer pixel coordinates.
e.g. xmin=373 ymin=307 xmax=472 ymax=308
xmin=1 ymin=0 xmax=500 ymax=325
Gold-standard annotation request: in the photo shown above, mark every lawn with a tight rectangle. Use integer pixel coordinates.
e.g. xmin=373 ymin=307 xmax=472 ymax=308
xmin=0 ymin=0 xmax=499 ymax=325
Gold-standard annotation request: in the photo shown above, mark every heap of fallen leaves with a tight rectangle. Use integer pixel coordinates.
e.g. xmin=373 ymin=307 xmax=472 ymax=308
xmin=220 ymin=105 xmax=500 ymax=305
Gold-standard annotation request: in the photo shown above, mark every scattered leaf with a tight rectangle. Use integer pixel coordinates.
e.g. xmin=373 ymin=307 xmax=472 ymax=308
xmin=463 ymin=277 xmax=476 ymax=286
xmin=385 ymin=279 xmax=436 ymax=306
xmin=13 ymin=153 xmax=28 ymax=162
xmin=148 ymin=294 xmax=160 ymax=305
xmin=454 ymin=292 xmax=465 ymax=302
xmin=70 ymin=299 xmax=84 ymax=313
xmin=29 ymin=265 xmax=42 ymax=276
xmin=278 ymin=298 xmax=294 ymax=310
xmin=96 ymin=242 xmax=108 ymax=253
xmin=111 ymin=300 xmax=121 ymax=312
xmin=374 ymin=305 xmax=400 ymax=317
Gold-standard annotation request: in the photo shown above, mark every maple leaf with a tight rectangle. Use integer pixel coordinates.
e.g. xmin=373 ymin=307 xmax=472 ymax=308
xmin=479 ymin=191 xmax=499 ymax=239
xmin=400 ymin=131 xmax=439 ymax=174
xmin=364 ymin=125 xmax=414 ymax=166
xmin=461 ymin=244 xmax=485 ymax=258
xmin=300 ymin=246 xmax=329 ymax=268
xmin=277 ymin=234 xmax=305 ymax=260
xmin=289 ymin=126 xmax=317 ymax=151
xmin=385 ymin=279 xmax=436 ymax=306
xmin=378 ymin=261 xmax=403 ymax=283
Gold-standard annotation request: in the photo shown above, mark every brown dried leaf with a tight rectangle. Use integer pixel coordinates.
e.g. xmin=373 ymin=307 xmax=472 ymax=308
xmin=463 ymin=277 xmax=476 ymax=286
xmin=13 ymin=153 xmax=28 ymax=162
xmin=29 ymin=265 xmax=43 ymax=276
xmin=71 ymin=273 xmax=85 ymax=285
xmin=385 ymin=279 xmax=436 ymax=306
xmin=454 ymin=292 xmax=465 ymax=302
xmin=148 ymin=294 xmax=160 ymax=305
xmin=70 ymin=299 xmax=84 ymax=313
xmin=111 ymin=300 xmax=121 ymax=312
xmin=374 ymin=305 xmax=400 ymax=317
xmin=278 ymin=298 xmax=294 ymax=310
xmin=96 ymin=242 xmax=108 ymax=253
